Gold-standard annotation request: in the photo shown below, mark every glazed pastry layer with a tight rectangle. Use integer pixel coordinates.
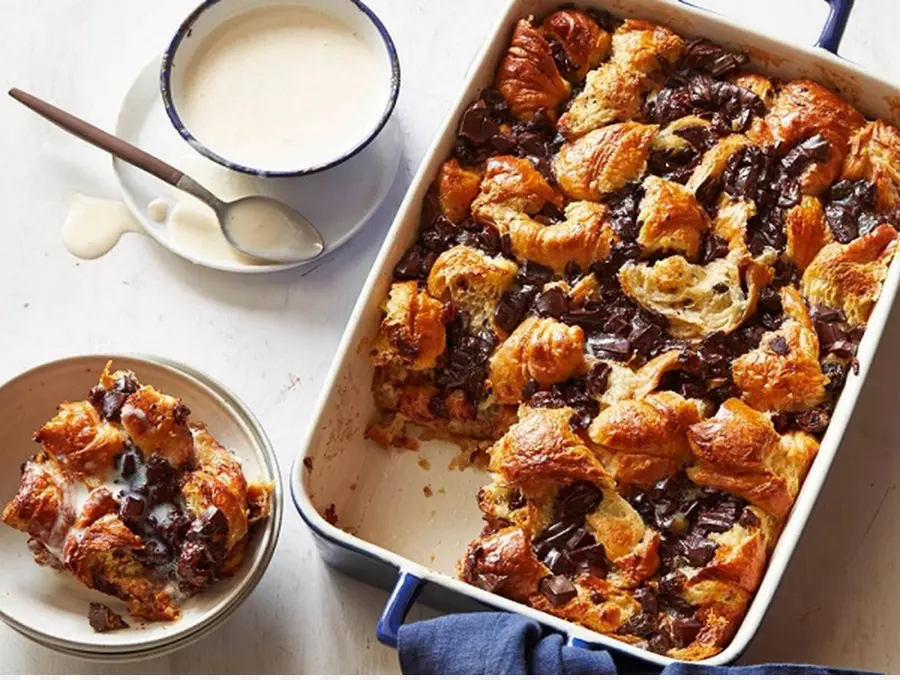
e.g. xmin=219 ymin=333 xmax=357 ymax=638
xmin=367 ymin=6 xmax=900 ymax=660
xmin=2 ymin=363 xmax=272 ymax=627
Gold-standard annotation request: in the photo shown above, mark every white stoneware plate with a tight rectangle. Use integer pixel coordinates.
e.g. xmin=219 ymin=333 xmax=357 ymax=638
xmin=0 ymin=355 xmax=282 ymax=658
xmin=113 ymin=56 xmax=401 ymax=274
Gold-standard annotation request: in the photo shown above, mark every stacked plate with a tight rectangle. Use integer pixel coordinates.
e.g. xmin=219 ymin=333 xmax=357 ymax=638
xmin=0 ymin=355 xmax=282 ymax=661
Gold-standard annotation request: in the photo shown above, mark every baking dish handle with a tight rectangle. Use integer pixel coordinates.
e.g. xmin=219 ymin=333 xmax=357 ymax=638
xmin=677 ymin=0 xmax=854 ymax=54
xmin=376 ymin=570 xmax=424 ymax=648
xmin=816 ymin=0 xmax=854 ymax=54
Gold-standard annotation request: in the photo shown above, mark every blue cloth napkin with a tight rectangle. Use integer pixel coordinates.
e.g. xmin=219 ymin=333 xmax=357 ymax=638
xmin=398 ymin=612 xmax=873 ymax=674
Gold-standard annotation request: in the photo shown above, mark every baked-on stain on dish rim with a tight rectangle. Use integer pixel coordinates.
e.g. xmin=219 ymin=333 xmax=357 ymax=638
xmin=159 ymin=0 xmax=401 ymax=178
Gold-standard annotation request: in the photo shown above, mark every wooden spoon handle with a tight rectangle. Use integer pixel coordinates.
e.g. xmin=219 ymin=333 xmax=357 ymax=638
xmin=9 ymin=87 xmax=184 ymax=188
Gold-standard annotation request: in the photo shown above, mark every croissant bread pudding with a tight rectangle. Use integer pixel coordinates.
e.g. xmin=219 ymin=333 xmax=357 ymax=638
xmin=367 ymin=6 xmax=900 ymax=662
xmin=2 ymin=363 xmax=273 ymax=631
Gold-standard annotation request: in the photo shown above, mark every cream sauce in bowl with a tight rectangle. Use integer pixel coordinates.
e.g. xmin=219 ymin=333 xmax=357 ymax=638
xmin=169 ymin=3 xmax=394 ymax=174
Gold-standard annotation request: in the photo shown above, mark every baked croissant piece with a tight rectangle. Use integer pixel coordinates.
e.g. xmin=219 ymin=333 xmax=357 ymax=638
xmin=751 ymin=79 xmax=866 ymax=195
xmin=496 ymin=18 xmax=571 ymax=121
xmin=801 ymin=223 xmax=898 ymax=326
xmin=541 ymin=9 xmax=611 ymax=81
xmin=732 ymin=287 xmax=827 ymax=413
xmin=618 ymin=254 xmax=769 ymax=340
xmin=686 ymin=398 xmax=819 ymax=517
xmin=637 ymin=176 xmax=710 ymax=260
xmin=589 ymin=391 xmax=702 ymax=486
xmin=508 ymin=200 xmax=616 ymax=272
xmin=489 ymin=317 xmax=585 ymax=404
xmin=784 ymin=195 xmax=832 ymax=272
xmin=2 ymin=363 xmax=273 ymax=625
xmin=371 ymin=281 xmax=447 ymax=371
xmin=842 ymin=120 xmax=900 ymax=213
xmin=472 ymin=155 xmax=564 ymax=229
xmin=554 ymin=122 xmax=659 ymax=200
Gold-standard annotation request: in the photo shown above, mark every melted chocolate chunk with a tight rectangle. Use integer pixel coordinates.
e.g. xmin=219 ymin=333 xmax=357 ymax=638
xmin=681 ymin=38 xmax=749 ymax=78
xmin=586 ymin=362 xmax=611 ymax=395
xmin=495 ymin=284 xmax=538 ymax=334
xmin=646 ymin=74 xmax=764 ymax=132
xmin=671 ymin=615 xmax=703 ymax=648
xmin=555 ymin=481 xmax=604 ymax=520
xmin=605 ymin=183 xmax=644 ymax=241
xmin=539 ymin=574 xmax=578 ymax=606
xmin=792 ymin=407 xmax=831 ymax=434
xmin=473 ymin=572 xmax=508 ymax=593
xmin=780 ymin=135 xmax=831 ymax=177
xmin=88 ymin=602 xmax=129 ymax=632
xmin=435 ymin=317 xmax=497 ymax=400
xmin=825 ymin=179 xmax=883 ymax=243
xmin=768 ymin=336 xmax=789 ymax=356
xmin=534 ymin=287 xmax=570 ymax=318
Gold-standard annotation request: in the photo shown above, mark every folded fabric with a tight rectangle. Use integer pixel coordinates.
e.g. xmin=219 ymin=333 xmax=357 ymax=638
xmin=398 ymin=612 xmax=873 ymax=675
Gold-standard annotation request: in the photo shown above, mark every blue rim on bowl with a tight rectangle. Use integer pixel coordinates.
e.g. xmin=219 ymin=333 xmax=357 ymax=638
xmin=159 ymin=0 xmax=401 ymax=178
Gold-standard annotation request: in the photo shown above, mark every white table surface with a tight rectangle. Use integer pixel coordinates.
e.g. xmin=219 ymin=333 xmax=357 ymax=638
xmin=2 ymin=0 xmax=900 ymax=673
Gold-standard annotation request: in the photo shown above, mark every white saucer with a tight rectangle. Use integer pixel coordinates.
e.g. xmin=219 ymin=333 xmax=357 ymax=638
xmin=113 ymin=56 xmax=401 ymax=274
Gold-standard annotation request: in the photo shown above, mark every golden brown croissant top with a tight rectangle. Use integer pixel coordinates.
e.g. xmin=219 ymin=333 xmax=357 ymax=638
xmin=472 ymin=155 xmax=564 ymax=229
xmin=508 ymin=200 xmax=616 ymax=272
xmin=496 ymin=18 xmax=571 ymax=121
xmin=489 ymin=316 xmax=586 ymax=404
xmin=843 ymin=120 xmax=900 ymax=213
xmin=542 ymin=9 xmax=611 ymax=81
xmin=637 ymin=176 xmax=709 ymax=260
xmin=371 ymin=281 xmax=447 ymax=371
xmin=554 ymin=122 xmax=658 ymax=200
xmin=802 ymin=223 xmax=898 ymax=326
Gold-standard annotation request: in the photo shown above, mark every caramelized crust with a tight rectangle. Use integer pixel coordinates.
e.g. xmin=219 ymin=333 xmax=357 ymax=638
xmin=121 ymin=386 xmax=193 ymax=469
xmin=732 ymin=287 xmax=827 ymax=413
xmin=687 ymin=399 xmax=818 ymax=517
xmin=489 ymin=405 xmax=613 ymax=493
xmin=542 ymin=9 xmax=611 ymax=81
xmin=438 ymin=159 xmax=484 ymax=223
xmin=619 ymin=255 xmax=764 ymax=340
xmin=609 ymin=19 xmax=684 ymax=76
xmin=784 ymin=195 xmax=831 ymax=272
xmin=801 ymin=224 xmax=898 ymax=326
xmin=843 ymin=120 xmax=900 ymax=213
xmin=554 ymin=122 xmax=659 ymax=199
xmin=459 ymin=527 xmax=550 ymax=601
xmin=34 ymin=401 xmax=124 ymax=478
xmin=760 ymin=79 xmax=866 ymax=194
xmin=496 ymin=18 xmax=571 ymax=121
xmin=2 ymin=455 xmax=73 ymax=547
xmin=589 ymin=391 xmax=701 ymax=486
xmin=371 ymin=281 xmax=447 ymax=370
xmin=558 ymin=63 xmax=649 ymax=139
xmin=637 ymin=176 xmax=709 ymax=260
xmin=489 ymin=316 xmax=586 ymax=404
xmin=427 ymin=245 xmax=518 ymax=331
xmin=508 ymin=200 xmax=616 ymax=272
xmin=472 ymin=156 xmax=564 ymax=229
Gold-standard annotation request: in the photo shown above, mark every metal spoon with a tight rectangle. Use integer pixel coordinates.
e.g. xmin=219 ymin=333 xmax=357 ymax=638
xmin=9 ymin=87 xmax=325 ymax=263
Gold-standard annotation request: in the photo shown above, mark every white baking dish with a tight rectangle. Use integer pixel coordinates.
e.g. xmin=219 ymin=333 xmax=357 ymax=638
xmin=291 ymin=0 xmax=900 ymax=666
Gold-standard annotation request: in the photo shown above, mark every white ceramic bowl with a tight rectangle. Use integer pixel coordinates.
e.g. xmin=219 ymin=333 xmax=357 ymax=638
xmin=160 ymin=0 xmax=401 ymax=177
xmin=0 ymin=355 xmax=282 ymax=660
